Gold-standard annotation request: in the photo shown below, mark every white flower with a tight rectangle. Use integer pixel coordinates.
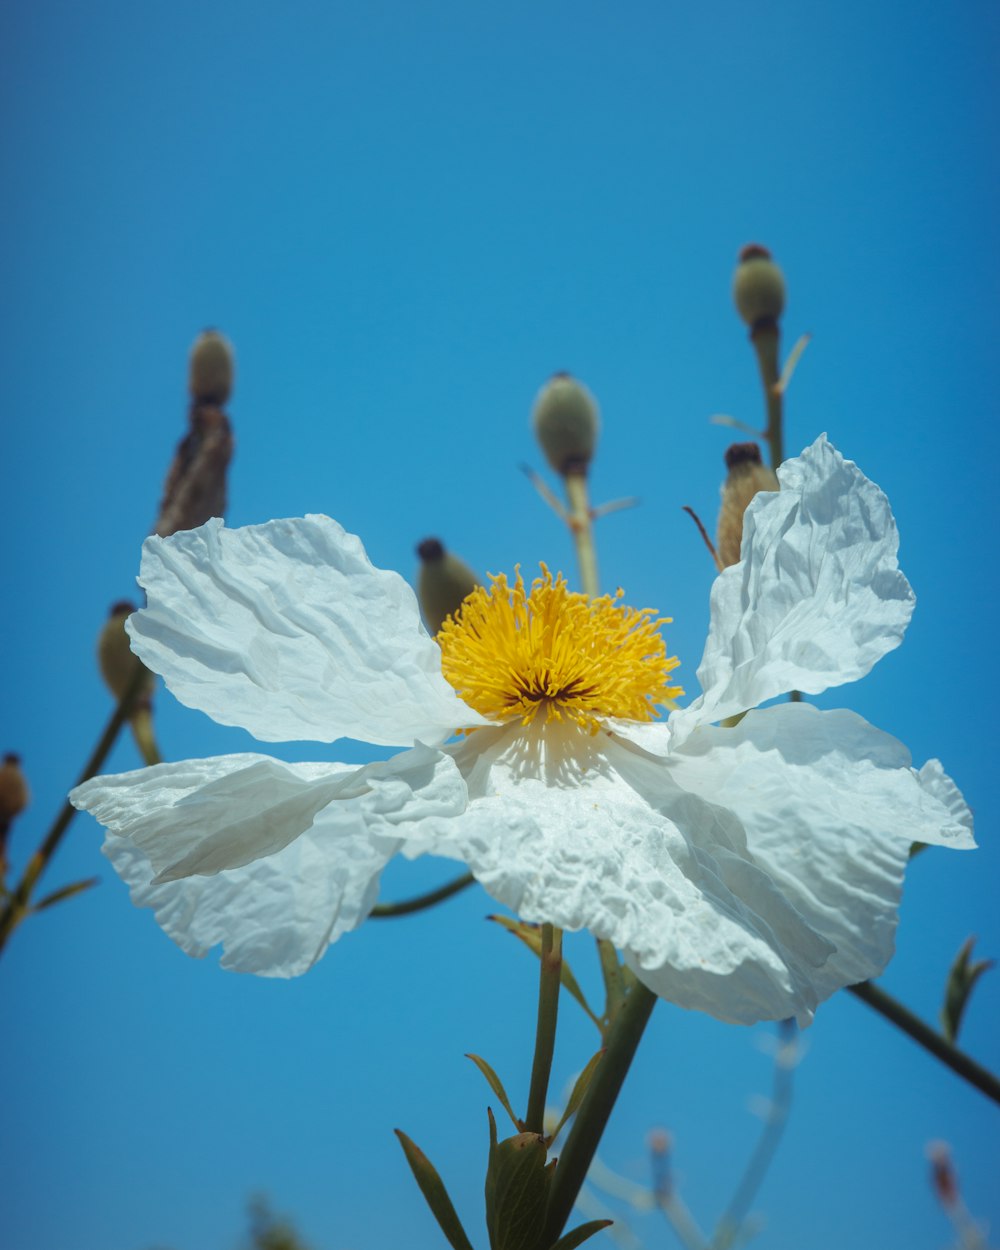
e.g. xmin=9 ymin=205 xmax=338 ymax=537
xmin=71 ymin=436 xmax=974 ymax=1025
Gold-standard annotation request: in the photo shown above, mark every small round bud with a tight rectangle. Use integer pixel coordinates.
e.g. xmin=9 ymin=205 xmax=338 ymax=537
xmin=0 ymin=753 xmax=29 ymax=825
xmin=716 ymin=441 xmax=780 ymax=568
xmin=98 ymin=602 xmax=155 ymax=706
xmin=733 ymin=244 xmax=786 ymax=330
xmin=189 ymin=329 xmax=235 ymax=404
xmin=416 ymin=538 xmax=479 ymax=636
xmin=531 ymin=372 xmax=600 ymax=476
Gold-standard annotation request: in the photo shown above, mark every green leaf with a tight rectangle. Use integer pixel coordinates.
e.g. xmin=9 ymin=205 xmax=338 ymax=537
xmin=394 ymin=1129 xmax=475 ymax=1250
xmin=547 ymin=1219 xmax=614 ymax=1250
xmin=549 ymin=1050 xmax=604 ymax=1141
xmin=487 ymin=915 xmax=602 ymax=1030
xmin=941 ymin=936 xmax=995 ymax=1043
xmin=466 ymin=1054 xmax=521 ymax=1132
xmin=32 ymin=877 xmax=100 ymax=913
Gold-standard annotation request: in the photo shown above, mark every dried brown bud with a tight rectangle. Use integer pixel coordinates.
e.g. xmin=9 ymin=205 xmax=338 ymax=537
xmin=155 ymin=404 xmax=234 ymax=537
xmin=531 ymin=372 xmax=600 ymax=476
xmin=733 ymin=244 xmax=786 ymax=330
xmin=416 ymin=538 xmax=479 ymax=636
xmin=189 ymin=329 xmax=235 ymax=404
xmin=0 ymin=752 xmax=30 ymax=839
xmin=716 ymin=441 xmax=779 ymax=568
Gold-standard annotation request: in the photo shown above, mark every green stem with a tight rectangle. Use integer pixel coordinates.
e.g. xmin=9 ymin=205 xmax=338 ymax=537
xmin=544 ymin=980 xmax=657 ymax=1243
xmin=525 ymin=923 xmax=563 ymax=1134
xmin=0 ymin=661 xmax=151 ymax=954
xmin=848 ymin=980 xmax=1000 ymax=1107
xmin=750 ymin=322 xmax=783 ymax=470
xmin=369 ymin=871 xmax=475 ymax=918
xmin=564 ymin=472 xmax=599 ymax=599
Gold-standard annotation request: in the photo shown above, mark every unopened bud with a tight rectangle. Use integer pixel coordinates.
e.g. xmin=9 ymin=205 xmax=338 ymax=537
xmin=485 ymin=1111 xmax=553 ymax=1250
xmin=531 ymin=372 xmax=600 ymax=477
xmin=416 ymin=538 xmax=479 ymax=636
xmin=926 ymin=1140 xmax=959 ymax=1209
xmin=189 ymin=329 xmax=235 ymax=405
xmin=98 ymin=602 xmax=154 ymax=708
xmin=0 ymin=753 xmax=30 ymax=868
xmin=733 ymin=244 xmax=786 ymax=331
xmin=716 ymin=442 xmax=780 ymax=568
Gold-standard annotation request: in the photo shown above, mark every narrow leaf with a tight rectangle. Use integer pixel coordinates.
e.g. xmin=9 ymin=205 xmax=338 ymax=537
xmin=394 ymin=1129 xmax=475 ymax=1250
xmin=467 ymin=1054 xmax=521 ymax=1131
xmin=708 ymin=414 xmax=764 ymax=436
xmin=488 ymin=915 xmax=602 ymax=1029
xmin=33 ymin=877 xmax=100 ymax=913
xmin=550 ymin=1050 xmax=604 ymax=1141
xmin=547 ymin=1218 xmax=614 ymax=1250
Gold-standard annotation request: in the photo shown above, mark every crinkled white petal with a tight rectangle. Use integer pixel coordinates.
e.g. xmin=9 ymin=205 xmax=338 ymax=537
xmin=915 ymin=758 xmax=976 ymax=846
xmin=72 ymin=744 xmax=468 ymax=976
xmin=675 ymin=436 xmax=914 ymax=736
xmin=664 ymin=702 xmax=975 ymax=1004
xmin=403 ymin=722 xmax=841 ymax=1024
xmin=127 ymin=515 xmax=487 ymax=747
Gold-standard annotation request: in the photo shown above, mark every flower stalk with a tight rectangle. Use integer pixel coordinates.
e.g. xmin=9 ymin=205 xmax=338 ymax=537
xmin=369 ymin=871 xmax=475 ymax=918
xmin=0 ymin=659 xmax=151 ymax=954
xmin=543 ymin=979 xmax=658 ymax=1244
xmin=848 ymin=980 xmax=1000 ymax=1107
xmin=525 ymin=923 xmax=563 ymax=1134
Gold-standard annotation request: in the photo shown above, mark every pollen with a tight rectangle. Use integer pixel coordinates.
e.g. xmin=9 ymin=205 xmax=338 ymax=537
xmin=437 ymin=566 xmax=683 ymax=732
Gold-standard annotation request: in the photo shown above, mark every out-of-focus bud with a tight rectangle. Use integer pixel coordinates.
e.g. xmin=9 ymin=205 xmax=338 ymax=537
xmin=716 ymin=442 xmax=780 ymax=568
xmin=416 ymin=538 xmax=479 ymax=636
xmin=733 ymin=244 xmax=786 ymax=331
xmin=0 ymin=753 xmax=30 ymax=873
xmin=98 ymin=601 xmax=154 ymax=707
xmin=926 ymin=1140 xmax=959 ymax=1210
xmin=98 ymin=602 xmax=161 ymax=766
xmin=532 ymin=372 xmax=600 ymax=477
xmin=156 ymin=330 xmax=236 ymax=538
xmin=189 ymin=329 xmax=235 ymax=405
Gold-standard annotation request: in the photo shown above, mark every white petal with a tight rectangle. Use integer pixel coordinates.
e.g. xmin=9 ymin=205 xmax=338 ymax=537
xmin=127 ymin=515 xmax=486 ymax=747
xmin=76 ymin=745 xmax=467 ymax=976
xmin=411 ymin=723 xmax=835 ymax=1024
xmin=677 ymin=436 xmax=914 ymax=733
xmin=915 ymin=758 xmax=976 ymax=847
xmin=665 ymin=702 xmax=975 ymax=1004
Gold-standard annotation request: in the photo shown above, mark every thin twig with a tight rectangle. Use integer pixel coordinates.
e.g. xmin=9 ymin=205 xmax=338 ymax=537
xmin=369 ymin=871 xmax=475 ymax=918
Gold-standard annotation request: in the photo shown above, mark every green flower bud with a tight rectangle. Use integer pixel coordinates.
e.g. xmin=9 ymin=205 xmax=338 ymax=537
xmin=189 ymin=329 xmax=235 ymax=405
xmin=531 ymin=372 xmax=600 ymax=477
xmin=733 ymin=244 xmax=786 ymax=330
xmin=98 ymin=601 xmax=155 ymax=708
xmin=485 ymin=1109 xmax=553 ymax=1250
xmin=416 ymin=538 xmax=479 ymax=636
xmin=716 ymin=442 xmax=780 ymax=568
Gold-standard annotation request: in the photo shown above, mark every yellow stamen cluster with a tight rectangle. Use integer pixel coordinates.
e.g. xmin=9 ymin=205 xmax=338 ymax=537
xmin=437 ymin=566 xmax=683 ymax=732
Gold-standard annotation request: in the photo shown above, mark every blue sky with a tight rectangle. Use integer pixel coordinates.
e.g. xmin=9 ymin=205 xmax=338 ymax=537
xmin=3 ymin=3 xmax=998 ymax=1248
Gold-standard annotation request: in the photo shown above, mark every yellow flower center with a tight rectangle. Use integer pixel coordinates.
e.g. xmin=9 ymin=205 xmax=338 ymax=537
xmin=437 ymin=566 xmax=683 ymax=732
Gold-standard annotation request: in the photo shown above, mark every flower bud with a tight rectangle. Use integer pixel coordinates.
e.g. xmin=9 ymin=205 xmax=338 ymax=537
xmin=0 ymin=753 xmax=30 ymax=869
xmin=531 ymin=372 xmax=600 ymax=477
xmin=189 ymin=329 xmax=235 ymax=405
xmin=716 ymin=442 xmax=780 ymax=568
xmin=416 ymin=538 xmax=479 ymax=636
xmin=98 ymin=601 xmax=154 ymax=708
xmin=733 ymin=244 xmax=786 ymax=330
xmin=485 ymin=1109 xmax=553 ymax=1250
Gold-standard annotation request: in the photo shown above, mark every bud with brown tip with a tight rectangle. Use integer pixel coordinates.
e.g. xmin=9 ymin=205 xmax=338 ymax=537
xmin=733 ymin=244 xmax=786 ymax=331
xmin=98 ymin=602 xmax=161 ymax=765
xmin=416 ymin=538 xmax=479 ymax=636
xmin=531 ymin=372 xmax=600 ymax=477
xmin=189 ymin=329 xmax=235 ymax=405
xmin=716 ymin=442 xmax=780 ymax=568
xmin=0 ymin=752 xmax=30 ymax=875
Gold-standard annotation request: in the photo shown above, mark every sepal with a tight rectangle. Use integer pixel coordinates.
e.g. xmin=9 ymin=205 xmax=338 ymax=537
xmin=395 ymin=1129 xmax=475 ymax=1250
